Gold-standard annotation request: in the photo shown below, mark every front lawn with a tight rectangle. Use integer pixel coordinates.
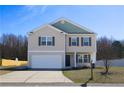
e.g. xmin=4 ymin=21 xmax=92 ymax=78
xmin=63 ymin=67 xmax=124 ymax=83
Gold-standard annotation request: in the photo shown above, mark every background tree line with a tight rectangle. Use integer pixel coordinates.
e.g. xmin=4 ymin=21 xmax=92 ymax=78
xmin=0 ymin=34 xmax=124 ymax=61
xmin=96 ymin=37 xmax=124 ymax=74
xmin=97 ymin=36 xmax=124 ymax=60
xmin=0 ymin=34 xmax=27 ymax=61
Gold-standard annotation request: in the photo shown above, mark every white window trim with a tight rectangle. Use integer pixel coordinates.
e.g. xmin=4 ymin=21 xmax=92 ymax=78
xmin=41 ymin=37 xmax=47 ymax=45
xmin=83 ymin=54 xmax=89 ymax=63
xmin=46 ymin=36 xmax=53 ymax=46
xmin=83 ymin=37 xmax=90 ymax=46
xmin=77 ymin=54 xmax=90 ymax=63
xmin=41 ymin=36 xmax=53 ymax=46
xmin=77 ymin=54 xmax=83 ymax=63
xmin=71 ymin=37 xmax=77 ymax=46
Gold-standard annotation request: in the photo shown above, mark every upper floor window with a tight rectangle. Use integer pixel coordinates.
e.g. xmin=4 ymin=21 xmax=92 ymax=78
xmin=41 ymin=37 xmax=47 ymax=45
xmin=47 ymin=37 xmax=53 ymax=45
xmin=39 ymin=36 xmax=55 ymax=46
xmin=81 ymin=37 xmax=91 ymax=46
xmin=71 ymin=37 xmax=77 ymax=46
xmin=69 ymin=37 xmax=79 ymax=46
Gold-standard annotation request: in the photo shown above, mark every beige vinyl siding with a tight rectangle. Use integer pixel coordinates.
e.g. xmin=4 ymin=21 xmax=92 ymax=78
xmin=65 ymin=34 xmax=96 ymax=53
xmin=28 ymin=25 xmax=65 ymax=51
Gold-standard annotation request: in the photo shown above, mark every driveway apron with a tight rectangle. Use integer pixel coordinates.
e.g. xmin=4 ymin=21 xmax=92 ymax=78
xmin=0 ymin=71 xmax=72 ymax=83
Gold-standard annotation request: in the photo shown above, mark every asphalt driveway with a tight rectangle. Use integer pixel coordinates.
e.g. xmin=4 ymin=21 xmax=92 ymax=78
xmin=0 ymin=71 xmax=72 ymax=83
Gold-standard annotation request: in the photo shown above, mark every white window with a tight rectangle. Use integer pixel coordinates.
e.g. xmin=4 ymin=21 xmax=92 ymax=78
xmin=77 ymin=54 xmax=83 ymax=63
xmin=77 ymin=54 xmax=90 ymax=63
xmin=47 ymin=37 xmax=53 ymax=46
xmin=83 ymin=37 xmax=89 ymax=46
xmin=40 ymin=36 xmax=54 ymax=46
xmin=83 ymin=55 xmax=89 ymax=63
xmin=41 ymin=37 xmax=47 ymax=45
xmin=71 ymin=37 xmax=77 ymax=46
xmin=83 ymin=37 xmax=91 ymax=46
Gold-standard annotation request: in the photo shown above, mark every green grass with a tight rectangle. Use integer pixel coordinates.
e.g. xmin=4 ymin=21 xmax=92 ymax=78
xmin=63 ymin=67 xmax=124 ymax=83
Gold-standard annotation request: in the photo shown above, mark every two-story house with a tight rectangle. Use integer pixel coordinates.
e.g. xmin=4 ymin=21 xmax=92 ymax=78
xmin=28 ymin=18 xmax=96 ymax=69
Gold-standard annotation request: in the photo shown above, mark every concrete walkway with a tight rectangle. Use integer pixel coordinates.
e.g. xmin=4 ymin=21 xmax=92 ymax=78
xmin=0 ymin=71 xmax=72 ymax=83
xmin=0 ymin=83 xmax=79 ymax=86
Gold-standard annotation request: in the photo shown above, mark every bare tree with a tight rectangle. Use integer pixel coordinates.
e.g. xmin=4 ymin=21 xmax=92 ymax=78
xmin=90 ymin=60 xmax=94 ymax=80
xmin=97 ymin=37 xmax=115 ymax=74
xmin=0 ymin=34 xmax=27 ymax=61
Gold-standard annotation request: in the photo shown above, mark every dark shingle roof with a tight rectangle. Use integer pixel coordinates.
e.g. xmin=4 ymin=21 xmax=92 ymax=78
xmin=51 ymin=19 xmax=94 ymax=34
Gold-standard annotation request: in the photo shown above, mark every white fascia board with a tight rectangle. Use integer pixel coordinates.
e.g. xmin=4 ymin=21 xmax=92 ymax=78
xmin=67 ymin=33 xmax=96 ymax=36
xmin=27 ymin=24 xmax=67 ymax=35
xmin=27 ymin=24 xmax=49 ymax=35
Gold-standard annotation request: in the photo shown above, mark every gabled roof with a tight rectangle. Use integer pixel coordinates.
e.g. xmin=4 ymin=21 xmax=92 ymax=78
xmin=51 ymin=18 xmax=95 ymax=34
xmin=28 ymin=24 xmax=67 ymax=35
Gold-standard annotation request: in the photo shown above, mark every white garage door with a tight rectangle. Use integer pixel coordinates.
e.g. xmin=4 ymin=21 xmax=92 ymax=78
xmin=31 ymin=55 xmax=62 ymax=68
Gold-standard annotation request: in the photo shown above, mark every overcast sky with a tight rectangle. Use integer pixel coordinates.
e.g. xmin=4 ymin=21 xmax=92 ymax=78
xmin=0 ymin=5 xmax=124 ymax=40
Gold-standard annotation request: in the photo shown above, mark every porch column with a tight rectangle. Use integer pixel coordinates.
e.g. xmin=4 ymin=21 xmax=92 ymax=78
xmin=74 ymin=52 xmax=76 ymax=67
xmin=91 ymin=52 xmax=96 ymax=63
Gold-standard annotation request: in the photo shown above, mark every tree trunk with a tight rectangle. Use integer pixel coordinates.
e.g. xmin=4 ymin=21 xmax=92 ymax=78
xmin=105 ymin=59 xmax=109 ymax=74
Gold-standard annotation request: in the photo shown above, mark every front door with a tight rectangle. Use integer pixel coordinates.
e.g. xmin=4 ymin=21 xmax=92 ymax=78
xmin=66 ymin=55 xmax=71 ymax=67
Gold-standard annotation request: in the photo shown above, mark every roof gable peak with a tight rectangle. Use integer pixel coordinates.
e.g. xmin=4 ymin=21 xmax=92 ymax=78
xmin=51 ymin=17 xmax=95 ymax=34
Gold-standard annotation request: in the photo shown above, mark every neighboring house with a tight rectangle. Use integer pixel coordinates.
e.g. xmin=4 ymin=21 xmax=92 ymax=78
xmin=28 ymin=18 xmax=96 ymax=69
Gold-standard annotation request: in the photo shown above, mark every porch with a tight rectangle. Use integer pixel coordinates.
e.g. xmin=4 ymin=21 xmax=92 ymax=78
xmin=65 ymin=52 xmax=96 ymax=68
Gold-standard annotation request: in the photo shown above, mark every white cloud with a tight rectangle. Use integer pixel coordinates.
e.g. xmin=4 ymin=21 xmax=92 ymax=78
xmin=10 ymin=5 xmax=48 ymax=27
xmin=24 ymin=5 xmax=37 ymax=11
xmin=22 ymin=5 xmax=48 ymax=20
xmin=24 ymin=5 xmax=47 ymax=15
